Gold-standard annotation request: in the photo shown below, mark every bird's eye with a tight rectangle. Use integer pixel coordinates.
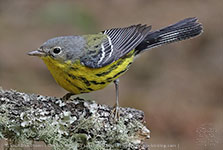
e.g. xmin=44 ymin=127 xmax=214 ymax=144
xmin=53 ymin=47 xmax=61 ymax=54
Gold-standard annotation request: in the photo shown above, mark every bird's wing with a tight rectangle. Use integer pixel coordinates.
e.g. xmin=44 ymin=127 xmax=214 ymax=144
xmin=80 ymin=24 xmax=152 ymax=68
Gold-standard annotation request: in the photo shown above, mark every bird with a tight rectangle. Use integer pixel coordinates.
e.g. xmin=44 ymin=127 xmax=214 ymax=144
xmin=28 ymin=17 xmax=203 ymax=119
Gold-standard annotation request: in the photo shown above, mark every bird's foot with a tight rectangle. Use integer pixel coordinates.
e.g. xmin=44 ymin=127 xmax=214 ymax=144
xmin=62 ymin=93 xmax=74 ymax=101
xmin=111 ymin=104 xmax=120 ymax=122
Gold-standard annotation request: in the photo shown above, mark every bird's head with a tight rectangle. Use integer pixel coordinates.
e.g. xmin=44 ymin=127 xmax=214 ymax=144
xmin=28 ymin=36 xmax=85 ymax=62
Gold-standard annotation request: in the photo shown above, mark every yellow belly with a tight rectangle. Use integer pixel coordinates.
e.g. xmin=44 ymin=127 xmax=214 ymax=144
xmin=41 ymin=50 xmax=135 ymax=94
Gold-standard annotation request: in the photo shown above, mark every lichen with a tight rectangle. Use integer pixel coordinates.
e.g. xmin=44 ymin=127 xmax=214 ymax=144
xmin=0 ymin=88 xmax=149 ymax=150
xmin=1 ymin=112 xmax=146 ymax=149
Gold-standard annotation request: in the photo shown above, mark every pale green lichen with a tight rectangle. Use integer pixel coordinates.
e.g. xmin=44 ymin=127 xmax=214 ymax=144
xmin=0 ymin=89 xmax=149 ymax=150
xmin=0 ymin=111 xmax=8 ymax=139
xmin=1 ymin=113 xmax=145 ymax=149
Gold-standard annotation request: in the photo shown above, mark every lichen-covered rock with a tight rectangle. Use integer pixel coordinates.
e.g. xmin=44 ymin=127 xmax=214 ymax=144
xmin=0 ymin=88 xmax=150 ymax=150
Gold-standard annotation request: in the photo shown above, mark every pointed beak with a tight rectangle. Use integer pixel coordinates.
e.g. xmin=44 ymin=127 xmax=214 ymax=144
xmin=27 ymin=49 xmax=46 ymax=57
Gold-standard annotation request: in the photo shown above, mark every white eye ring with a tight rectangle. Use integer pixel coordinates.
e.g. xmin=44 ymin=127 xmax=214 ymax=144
xmin=53 ymin=47 xmax=61 ymax=54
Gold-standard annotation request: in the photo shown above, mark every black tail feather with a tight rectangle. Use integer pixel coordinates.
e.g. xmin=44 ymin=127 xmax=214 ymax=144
xmin=135 ymin=17 xmax=203 ymax=54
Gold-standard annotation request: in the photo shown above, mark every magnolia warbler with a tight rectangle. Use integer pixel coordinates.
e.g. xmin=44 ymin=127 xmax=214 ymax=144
xmin=28 ymin=17 xmax=202 ymax=118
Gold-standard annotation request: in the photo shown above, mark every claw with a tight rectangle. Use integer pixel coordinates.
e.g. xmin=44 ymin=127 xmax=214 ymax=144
xmin=111 ymin=103 xmax=120 ymax=121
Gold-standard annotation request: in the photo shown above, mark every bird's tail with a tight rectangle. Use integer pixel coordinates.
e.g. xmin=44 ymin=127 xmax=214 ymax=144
xmin=135 ymin=17 xmax=203 ymax=54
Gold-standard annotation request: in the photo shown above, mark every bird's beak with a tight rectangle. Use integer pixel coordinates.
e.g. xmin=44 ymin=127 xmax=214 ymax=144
xmin=27 ymin=49 xmax=46 ymax=57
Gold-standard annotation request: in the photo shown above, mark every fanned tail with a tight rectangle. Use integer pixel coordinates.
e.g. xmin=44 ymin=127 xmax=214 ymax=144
xmin=135 ymin=17 xmax=203 ymax=54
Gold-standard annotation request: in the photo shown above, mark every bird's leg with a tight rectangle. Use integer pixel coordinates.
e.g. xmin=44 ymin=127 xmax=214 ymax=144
xmin=62 ymin=93 xmax=74 ymax=101
xmin=112 ymin=78 xmax=120 ymax=120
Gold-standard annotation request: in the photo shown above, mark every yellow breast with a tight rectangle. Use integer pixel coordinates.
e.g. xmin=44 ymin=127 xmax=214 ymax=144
xmin=41 ymin=50 xmax=135 ymax=95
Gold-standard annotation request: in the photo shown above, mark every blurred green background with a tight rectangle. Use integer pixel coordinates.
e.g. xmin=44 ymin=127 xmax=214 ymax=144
xmin=0 ymin=0 xmax=222 ymax=150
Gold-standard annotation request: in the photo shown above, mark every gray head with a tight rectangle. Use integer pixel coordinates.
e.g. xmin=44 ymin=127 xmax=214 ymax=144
xmin=28 ymin=36 xmax=86 ymax=62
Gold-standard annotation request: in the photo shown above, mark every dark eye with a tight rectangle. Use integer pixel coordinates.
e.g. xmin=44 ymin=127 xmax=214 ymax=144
xmin=53 ymin=47 xmax=61 ymax=54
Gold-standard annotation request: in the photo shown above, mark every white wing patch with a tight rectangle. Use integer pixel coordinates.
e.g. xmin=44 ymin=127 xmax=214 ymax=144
xmin=98 ymin=43 xmax=105 ymax=65
xmin=82 ymin=24 xmax=152 ymax=68
xmin=106 ymin=36 xmax=113 ymax=59
xmin=97 ymin=35 xmax=114 ymax=65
